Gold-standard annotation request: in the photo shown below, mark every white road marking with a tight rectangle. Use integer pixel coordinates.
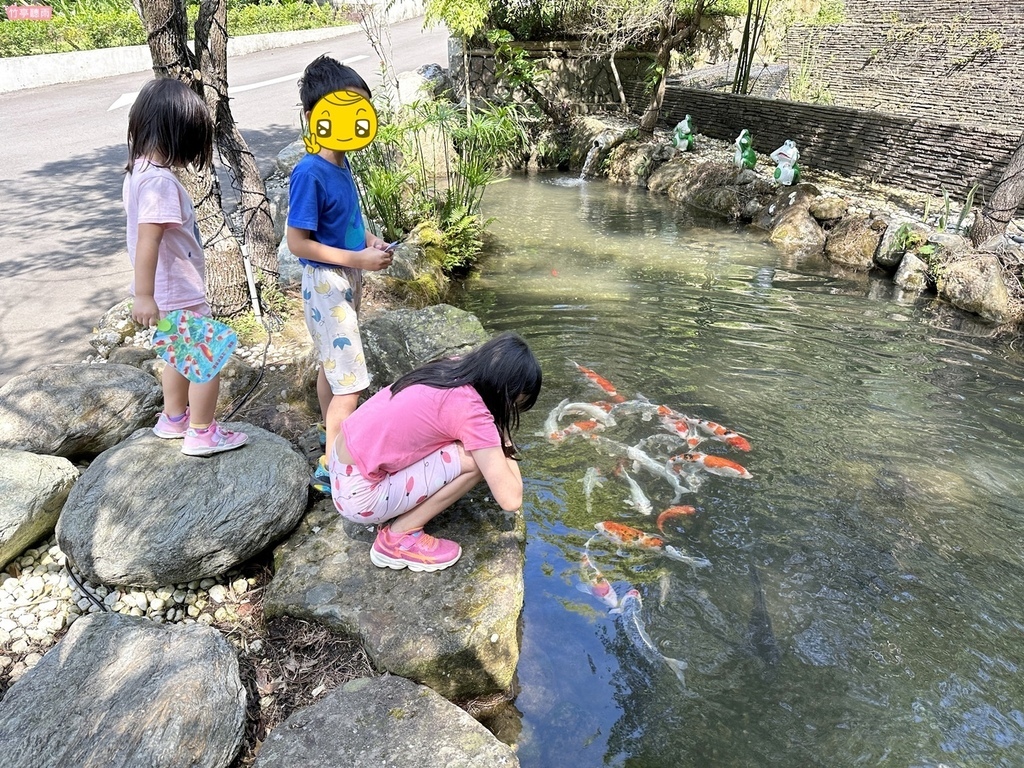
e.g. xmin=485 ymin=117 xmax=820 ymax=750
xmin=107 ymin=55 xmax=368 ymax=111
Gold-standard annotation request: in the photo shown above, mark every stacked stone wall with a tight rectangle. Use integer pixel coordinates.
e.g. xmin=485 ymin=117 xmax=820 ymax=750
xmin=785 ymin=0 xmax=1024 ymax=133
xmin=630 ymin=83 xmax=1018 ymax=204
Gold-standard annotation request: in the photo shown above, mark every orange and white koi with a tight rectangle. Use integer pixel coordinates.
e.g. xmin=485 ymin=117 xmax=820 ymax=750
xmin=656 ymin=505 xmax=696 ymax=533
xmin=576 ymin=553 xmax=622 ymax=612
xmin=595 ymin=521 xmax=665 ymax=550
xmin=572 ymin=361 xmax=627 ymax=404
xmin=595 ymin=521 xmax=712 ymax=569
xmin=688 ymin=418 xmax=752 ymax=452
xmin=670 ymin=452 xmax=753 ymax=480
xmin=549 ymin=419 xmax=604 ymax=443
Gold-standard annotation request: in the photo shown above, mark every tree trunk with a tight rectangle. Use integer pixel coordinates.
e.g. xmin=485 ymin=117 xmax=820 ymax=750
xmin=135 ymin=0 xmax=267 ymax=318
xmin=195 ymin=0 xmax=278 ymax=286
xmin=971 ymin=131 xmax=1024 ymax=246
xmin=638 ymin=42 xmax=672 ymax=137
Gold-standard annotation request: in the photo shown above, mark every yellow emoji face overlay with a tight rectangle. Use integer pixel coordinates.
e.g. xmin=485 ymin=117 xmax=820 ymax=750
xmin=303 ymin=90 xmax=378 ymax=154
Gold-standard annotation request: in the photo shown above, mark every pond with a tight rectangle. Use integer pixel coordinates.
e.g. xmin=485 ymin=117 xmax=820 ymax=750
xmin=454 ymin=173 xmax=1024 ymax=767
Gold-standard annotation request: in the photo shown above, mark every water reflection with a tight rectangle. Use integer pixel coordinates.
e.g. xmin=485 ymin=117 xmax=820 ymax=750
xmin=456 ymin=173 xmax=1024 ymax=767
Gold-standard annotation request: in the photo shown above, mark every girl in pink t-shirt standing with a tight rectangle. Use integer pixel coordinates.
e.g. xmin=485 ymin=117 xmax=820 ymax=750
xmin=330 ymin=332 xmax=542 ymax=572
xmin=123 ymin=78 xmax=247 ymax=457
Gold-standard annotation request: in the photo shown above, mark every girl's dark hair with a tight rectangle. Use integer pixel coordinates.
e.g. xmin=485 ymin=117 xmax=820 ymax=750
xmin=299 ymin=55 xmax=372 ymax=112
xmin=391 ymin=332 xmax=542 ymax=457
xmin=126 ymin=78 xmax=214 ymax=173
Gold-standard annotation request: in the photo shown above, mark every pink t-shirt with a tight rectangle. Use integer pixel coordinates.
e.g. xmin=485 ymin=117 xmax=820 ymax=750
xmin=123 ymin=159 xmax=206 ymax=311
xmin=343 ymin=384 xmax=501 ymax=481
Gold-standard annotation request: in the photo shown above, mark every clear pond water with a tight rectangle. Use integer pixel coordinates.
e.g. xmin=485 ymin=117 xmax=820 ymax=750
xmin=454 ymin=173 xmax=1024 ymax=767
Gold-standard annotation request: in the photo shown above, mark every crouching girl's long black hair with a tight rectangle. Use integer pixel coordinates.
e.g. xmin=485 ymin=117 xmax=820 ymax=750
xmin=390 ymin=332 xmax=542 ymax=457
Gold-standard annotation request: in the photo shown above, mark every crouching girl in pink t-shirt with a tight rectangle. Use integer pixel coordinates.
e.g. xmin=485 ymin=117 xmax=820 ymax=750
xmin=329 ymin=332 xmax=542 ymax=572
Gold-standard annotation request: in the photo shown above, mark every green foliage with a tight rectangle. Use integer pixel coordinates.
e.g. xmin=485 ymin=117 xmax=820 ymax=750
xmin=0 ymin=0 xmax=346 ymax=58
xmin=424 ymin=0 xmax=489 ymax=39
xmin=890 ymin=223 xmax=926 ymax=255
xmin=788 ymin=35 xmax=833 ymax=103
xmin=812 ymin=0 xmax=846 ymax=25
xmin=349 ymin=97 xmax=529 ymax=273
xmin=486 ymin=0 xmax=592 ymax=41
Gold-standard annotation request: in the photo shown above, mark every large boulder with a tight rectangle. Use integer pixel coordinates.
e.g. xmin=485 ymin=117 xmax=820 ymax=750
xmin=935 ymin=254 xmax=1012 ymax=323
xmin=894 ymin=252 xmax=930 ymax=293
xmin=264 ymin=498 xmax=526 ymax=701
xmin=763 ymin=184 xmax=825 ymax=256
xmin=0 ymin=449 xmax=78 ymax=568
xmin=824 ymin=215 xmax=885 ymax=269
xmin=0 ymin=612 xmax=245 ymax=768
xmin=0 ymin=364 xmax=162 ymax=459
xmin=360 ymin=304 xmax=490 ymax=393
xmin=253 ymin=675 xmax=519 ymax=768
xmin=605 ymin=140 xmax=673 ymax=188
xmin=56 ymin=423 xmax=309 ymax=588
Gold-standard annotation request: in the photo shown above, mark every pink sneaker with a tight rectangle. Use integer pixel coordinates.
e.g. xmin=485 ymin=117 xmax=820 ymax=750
xmin=181 ymin=420 xmax=248 ymax=457
xmin=153 ymin=408 xmax=190 ymax=438
xmin=370 ymin=525 xmax=461 ymax=572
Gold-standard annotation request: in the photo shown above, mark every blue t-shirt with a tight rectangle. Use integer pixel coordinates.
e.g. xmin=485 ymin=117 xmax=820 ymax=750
xmin=287 ymin=153 xmax=366 ymax=268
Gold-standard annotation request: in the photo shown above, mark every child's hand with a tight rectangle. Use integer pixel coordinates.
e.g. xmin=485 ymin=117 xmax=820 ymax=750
xmin=132 ymin=296 xmax=160 ymax=327
xmin=358 ymin=246 xmax=395 ymax=272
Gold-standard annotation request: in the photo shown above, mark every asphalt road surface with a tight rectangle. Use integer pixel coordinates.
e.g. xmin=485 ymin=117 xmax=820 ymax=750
xmin=0 ymin=17 xmax=450 ymax=385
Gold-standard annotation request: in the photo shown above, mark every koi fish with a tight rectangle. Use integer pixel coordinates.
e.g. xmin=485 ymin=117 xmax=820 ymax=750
xmin=609 ymin=396 xmax=660 ymax=421
xmin=589 ymin=436 xmax=693 ymax=502
xmin=618 ymin=589 xmax=687 ymax=684
xmin=615 ymin=464 xmax=653 ymax=516
xmin=595 ymin=521 xmax=665 ymax=550
xmin=555 ymin=400 xmax=618 ymax=427
xmin=663 ymin=545 xmax=713 ymax=569
xmin=571 ymin=361 xmax=627 ymax=404
xmin=656 ymin=505 xmax=696 ymax=533
xmin=576 ymin=553 xmax=622 ymax=612
xmin=688 ymin=418 xmax=752 ymax=452
xmin=580 ymin=467 xmax=605 ymax=516
xmin=541 ymin=398 xmax=570 ymax=440
xmin=550 ymin=419 xmax=604 ymax=443
xmin=671 ymin=452 xmax=753 ymax=480
xmin=658 ymin=413 xmax=705 ymax=449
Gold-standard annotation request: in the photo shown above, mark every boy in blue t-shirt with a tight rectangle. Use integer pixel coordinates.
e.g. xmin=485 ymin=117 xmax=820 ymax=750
xmin=286 ymin=55 xmax=394 ymax=492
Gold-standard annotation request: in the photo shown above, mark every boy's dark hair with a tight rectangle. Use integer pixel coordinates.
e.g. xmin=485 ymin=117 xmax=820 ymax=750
xmin=126 ymin=78 xmax=214 ymax=173
xmin=390 ymin=332 xmax=543 ymax=458
xmin=299 ymin=55 xmax=372 ymax=113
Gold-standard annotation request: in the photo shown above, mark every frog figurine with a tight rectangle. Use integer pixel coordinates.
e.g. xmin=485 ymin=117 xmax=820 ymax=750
xmin=770 ymin=139 xmax=802 ymax=185
xmin=733 ymin=129 xmax=756 ymax=170
xmin=671 ymin=115 xmax=696 ymax=152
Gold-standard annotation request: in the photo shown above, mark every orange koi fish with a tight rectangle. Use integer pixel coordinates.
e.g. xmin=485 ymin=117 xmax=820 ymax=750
xmin=572 ymin=361 xmax=627 ymax=404
xmin=671 ymin=452 xmax=753 ymax=480
xmin=595 ymin=521 xmax=665 ymax=550
xmin=656 ymin=505 xmax=696 ymax=533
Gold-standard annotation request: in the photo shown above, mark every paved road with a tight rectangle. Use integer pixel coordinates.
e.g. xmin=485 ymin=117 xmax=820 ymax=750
xmin=0 ymin=18 xmax=450 ymax=386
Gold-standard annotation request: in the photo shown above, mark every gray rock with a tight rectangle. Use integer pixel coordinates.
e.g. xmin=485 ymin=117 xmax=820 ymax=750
xmin=264 ymin=172 xmax=291 ymax=244
xmin=56 ymin=423 xmax=309 ymax=587
xmin=808 ymin=195 xmax=848 ymax=222
xmin=765 ymin=184 xmax=825 ymax=256
xmin=276 ymin=233 xmax=304 ymax=286
xmin=0 ymin=364 xmax=162 ymax=459
xmin=89 ymin=298 xmax=139 ymax=357
xmin=606 ymin=141 xmax=663 ymax=188
xmin=106 ymin=345 xmax=157 ymax=368
xmin=876 ymin=217 xmax=930 ymax=269
xmin=0 ymin=450 xmax=78 ymax=568
xmin=361 ymin=304 xmax=490 ymax=392
xmin=893 ymin=252 xmax=930 ymax=292
xmin=926 ymin=231 xmax=970 ymax=256
xmin=936 ymin=254 xmax=1012 ymax=324
xmin=264 ymin=497 xmax=525 ymax=701
xmin=253 ymin=675 xmax=518 ymax=768
xmin=275 ymin=138 xmax=306 ymax=177
xmin=0 ymin=612 xmax=245 ymax=768
xmin=824 ymin=215 xmax=885 ymax=269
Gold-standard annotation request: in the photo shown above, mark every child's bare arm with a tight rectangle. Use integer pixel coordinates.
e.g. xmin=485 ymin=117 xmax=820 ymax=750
xmin=132 ymin=222 xmax=164 ymax=326
xmin=287 ymin=227 xmax=393 ymax=271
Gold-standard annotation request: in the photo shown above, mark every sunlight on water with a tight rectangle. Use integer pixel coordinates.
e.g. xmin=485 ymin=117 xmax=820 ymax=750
xmin=455 ymin=174 xmax=1024 ymax=767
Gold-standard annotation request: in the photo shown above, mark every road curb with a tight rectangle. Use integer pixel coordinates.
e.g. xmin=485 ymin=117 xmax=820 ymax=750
xmin=0 ymin=25 xmax=364 ymax=94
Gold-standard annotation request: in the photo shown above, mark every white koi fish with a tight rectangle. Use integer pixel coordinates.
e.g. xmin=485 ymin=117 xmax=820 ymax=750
xmin=588 ymin=436 xmax=693 ymax=502
xmin=663 ymin=545 xmax=713 ymax=570
xmin=580 ymin=467 xmax=605 ymax=515
xmin=541 ymin=398 xmax=570 ymax=440
xmin=615 ymin=464 xmax=653 ymax=516
xmin=618 ymin=589 xmax=687 ymax=684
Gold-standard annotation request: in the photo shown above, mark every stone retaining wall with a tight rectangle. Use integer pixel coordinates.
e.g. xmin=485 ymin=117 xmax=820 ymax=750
xmin=785 ymin=0 xmax=1024 ymax=134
